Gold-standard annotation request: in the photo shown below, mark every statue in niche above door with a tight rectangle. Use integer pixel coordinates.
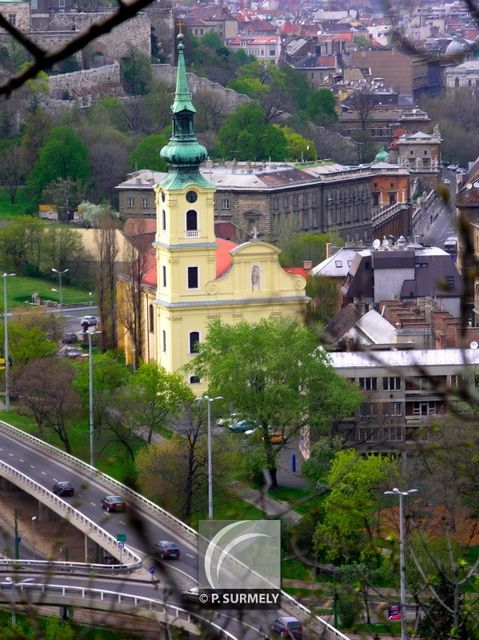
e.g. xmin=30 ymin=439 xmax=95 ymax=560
xmin=251 ymin=264 xmax=261 ymax=291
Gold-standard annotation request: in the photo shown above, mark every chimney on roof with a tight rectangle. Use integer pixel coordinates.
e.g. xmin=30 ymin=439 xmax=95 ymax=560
xmin=303 ymin=260 xmax=313 ymax=271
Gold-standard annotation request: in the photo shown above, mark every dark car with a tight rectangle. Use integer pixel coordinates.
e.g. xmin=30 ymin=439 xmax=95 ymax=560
xmin=154 ymin=540 xmax=180 ymax=559
xmin=271 ymin=616 xmax=303 ymax=639
xmin=181 ymin=586 xmax=199 ymax=604
xmin=52 ymin=481 xmax=75 ymax=497
xmin=62 ymin=333 xmax=79 ymax=344
xmin=101 ymin=495 xmax=127 ymax=512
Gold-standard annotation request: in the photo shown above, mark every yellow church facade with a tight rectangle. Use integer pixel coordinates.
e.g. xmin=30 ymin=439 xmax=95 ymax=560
xmin=119 ymin=34 xmax=309 ymax=391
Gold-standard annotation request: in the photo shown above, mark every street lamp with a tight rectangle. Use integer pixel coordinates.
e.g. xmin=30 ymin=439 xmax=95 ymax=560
xmin=384 ymin=487 xmax=418 ymax=640
xmin=88 ymin=330 xmax=101 ymax=467
xmin=51 ymin=267 xmax=69 ymax=314
xmin=196 ymin=395 xmax=223 ymax=519
xmin=3 ymin=273 xmax=15 ymax=411
xmin=1 ymin=577 xmax=35 ymax=625
xmin=31 ymin=516 xmax=37 ymax=560
xmin=88 ymin=291 xmax=93 ymax=307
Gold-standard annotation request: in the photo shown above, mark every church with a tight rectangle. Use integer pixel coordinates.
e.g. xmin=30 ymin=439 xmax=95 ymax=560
xmin=118 ymin=33 xmax=309 ymax=390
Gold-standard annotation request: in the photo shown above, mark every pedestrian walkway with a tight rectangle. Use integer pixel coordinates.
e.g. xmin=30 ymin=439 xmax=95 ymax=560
xmin=232 ymin=481 xmax=303 ymax=522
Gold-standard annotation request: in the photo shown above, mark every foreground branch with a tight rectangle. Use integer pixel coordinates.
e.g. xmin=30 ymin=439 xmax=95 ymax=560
xmin=0 ymin=0 xmax=155 ymax=97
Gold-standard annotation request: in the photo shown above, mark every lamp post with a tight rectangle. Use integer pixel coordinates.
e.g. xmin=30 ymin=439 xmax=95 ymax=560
xmin=384 ymin=487 xmax=418 ymax=640
xmin=88 ymin=330 xmax=101 ymax=467
xmin=88 ymin=291 xmax=93 ymax=307
xmin=196 ymin=395 xmax=223 ymax=519
xmin=3 ymin=273 xmax=15 ymax=411
xmin=31 ymin=516 xmax=37 ymax=559
xmin=1 ymin=577 xmax=35 ymax=625
xmin=51 ymin=267 xmax=69 ymax=314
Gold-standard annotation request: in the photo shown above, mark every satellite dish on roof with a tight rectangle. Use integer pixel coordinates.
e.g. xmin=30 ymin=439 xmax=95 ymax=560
xmin=372 ymin=238 xmax=381 ymax=250
xmin=383 ymin=238 xmax=390 ymax=248
xmin=471 ymin=341 xmax=478 ymax=350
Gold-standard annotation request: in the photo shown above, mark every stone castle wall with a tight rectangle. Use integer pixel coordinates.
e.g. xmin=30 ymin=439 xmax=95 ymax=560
xmin=152 ymin=64 xmax=252 ymax=111
xmin=48 ymin=62 xmax=122 ymax=100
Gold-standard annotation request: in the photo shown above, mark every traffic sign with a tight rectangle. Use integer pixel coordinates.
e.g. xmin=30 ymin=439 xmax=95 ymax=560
xmin=116 ymin=533 xmax=127 ymax=542
xmin=388 ymin=605 xmax=401 ymax=621
xmin=117 ymin=541 xmax=125 ymax=549
xmin=16 ymin=536 xmax=21 ymax=543
xmin=0 ymin=358 xmax=5 ymax=370
xmin=148 ymin=567 xmax=157 ymax=575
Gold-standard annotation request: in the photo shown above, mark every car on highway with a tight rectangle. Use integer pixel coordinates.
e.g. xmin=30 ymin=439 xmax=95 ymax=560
xmin=101 ymin=495 xmax=127 ymax=512
xmin=181 ymin=586 xmax=200 ymax=604
xmin=52 ymin=481 xmax=75 ymax=497
xmin=271 ymin=616 xmax=304 ymax=639
xmin=80 ymin=315 xmax=97 ymax=327
xmin=154 ymin=540 xmax=180 ymax=559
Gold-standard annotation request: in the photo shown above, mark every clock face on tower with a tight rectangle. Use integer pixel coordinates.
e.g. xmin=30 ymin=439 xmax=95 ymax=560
xmin=186 ymin=190 xmax=198 ymax=203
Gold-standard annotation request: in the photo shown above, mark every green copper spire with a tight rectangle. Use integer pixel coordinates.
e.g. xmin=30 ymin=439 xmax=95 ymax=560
xmin=160 ymin=32 xmax=211 ymax=188
xmin=171 ymin=34 xmax=196 ymax=114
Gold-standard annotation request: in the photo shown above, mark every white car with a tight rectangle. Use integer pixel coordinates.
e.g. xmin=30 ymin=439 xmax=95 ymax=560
xmin=80 ymin=315 xmax=97 ymax=327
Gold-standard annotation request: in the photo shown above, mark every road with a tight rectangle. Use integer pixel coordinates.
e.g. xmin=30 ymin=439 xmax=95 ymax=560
xmin=0 ymin=425 xmax=312 ymax=639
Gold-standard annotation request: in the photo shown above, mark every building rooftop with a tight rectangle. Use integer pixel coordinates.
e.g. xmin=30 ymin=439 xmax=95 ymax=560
xmin=328 ymin=348 xmax=479 ymax=369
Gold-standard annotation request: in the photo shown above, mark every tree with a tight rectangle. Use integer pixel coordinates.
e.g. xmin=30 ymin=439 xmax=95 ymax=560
xmin=214 ymin=103 xmax=288 ymax=161
xmin=6 ymin=323 xmax=57 ymax=365
xmin=313 ymin=449 xmax=398 ymax=563
xmin=305 ymin=276 xmax=340 ymax=327
xmin=41 ymin=226 xmax=89 ymax=282
xmin=278 ymin=126 xmax=317 ymax=162
xmin=0 ymin=144 xmax=26 ymax=203
xmin=129 ymin=133 xmax=168 ymax=172
xmin=27 ymin=125 xmax=90 ymax=201
xmin=307 ymin=89 xmax=338 ymax=127
xmin=278 ymin=231 xmax=343 ymax=267
xmin=191 ymin=318 xmax=363 ymax=487
xmin=0 ymin=216 xmax=46 ymax=275
xmin=21 ymin=109 xmax=53 ymax=173
xmin=136 ymin=400 xmax=235 ymax=522
xmin=41 ymin=177 xmax=78 ymax=221
xmin=120 ymin=363 xmax=194 ymax=443
xmin=347 ymin=86 xmax=378 ymax=131
xmin=94 ymin=208 xmax=120 ymax=351
xmin=11 ymin=358 xmax=80 ymax=453
xmin=73 ymin=351 xmax=131 ymax=426
xmin=89 ymin=142 xmax=129 ymax=202
xmin=88 ymin=97 xmax=129 ymax=132
xmin=120 ymin=46 xmax=152 ymax=96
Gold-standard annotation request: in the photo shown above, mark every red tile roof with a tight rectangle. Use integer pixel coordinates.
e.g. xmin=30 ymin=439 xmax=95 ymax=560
xmin=283 ymin=266 xmax=309 ymax=278
xmin=141 ymin=237 xmax=238 ymax=287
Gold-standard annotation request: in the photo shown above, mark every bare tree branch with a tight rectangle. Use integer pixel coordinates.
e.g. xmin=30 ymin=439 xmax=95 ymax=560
xmin=0 ymin=0 xmax=155 ymax=97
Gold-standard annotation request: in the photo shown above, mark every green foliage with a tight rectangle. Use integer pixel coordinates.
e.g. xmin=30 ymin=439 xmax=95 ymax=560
xmin=302 ymin=436 xmax=345 ymax=487
xmin=314 ymin=449 xmax=398 ymax=563
xmin=351 ymin=129 xmax=377 ymax=163
xmin=307 ymin=88 xmax=338 ymax=126
xmin=191 ymin=318 xmax=362 ymax=484
xmin=305 ymin=275 xmax=340 ymax=327
xmin=88 ymin=97 xmax=129 ymax=132
xmin=1 ymin=322 xmax=57 ymax=365
xmin=214 ymin=103 xmax=287 ymax=161
xmin=279 ymin=125 xmax=317 ymax=161
xmin=279 ymin=231 xmax=343 ymax=267
xmin=73 ymin=352 xmax=131 ymax=409
xmin=27 ymin=125 xmax=90 ymax=201
xmin=0 ymin=216 xmax=88 ymax=279
xmin=44 ymin=617 xmax=75 ymax=640
xmin=201 ymin=30 xmax=223 ymax=50
xmin=337 ymin=590 xmax=363 ymax=628
xmin=129 ymin=133 xmax=169 ymax=171
xmin=120 ymin=47 xmax=152 ymax=96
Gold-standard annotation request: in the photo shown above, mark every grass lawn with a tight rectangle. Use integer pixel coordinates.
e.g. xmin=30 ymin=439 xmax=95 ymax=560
xmin=281 ymin=556 xmax=315 ymax=581
xmin=0 ymin=187 xmax=33 ymax=221
xmin=269 ymin=485 xmax=325 ymax=516
xmin=7 ymin=274 xmax=92 ymax=309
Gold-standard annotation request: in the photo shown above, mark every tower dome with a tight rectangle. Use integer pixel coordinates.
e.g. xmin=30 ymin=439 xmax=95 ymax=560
xmin=374 ymin=147 xmax=389 ymax=162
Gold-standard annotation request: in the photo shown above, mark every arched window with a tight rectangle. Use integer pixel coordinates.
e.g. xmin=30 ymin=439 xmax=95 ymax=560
xmin=189 ymin=331 xmax=200 ymax=354
xmin=186 ymin=209 xmax=198 ymax=231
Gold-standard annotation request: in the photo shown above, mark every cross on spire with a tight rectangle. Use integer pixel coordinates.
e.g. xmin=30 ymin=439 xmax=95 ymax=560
xmin=177 ymin=18 xmax=184 ymax=34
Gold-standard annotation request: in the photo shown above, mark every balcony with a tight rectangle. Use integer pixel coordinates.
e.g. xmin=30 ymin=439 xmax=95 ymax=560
xmin=185 ymin=230 xmax=199 ymax=238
